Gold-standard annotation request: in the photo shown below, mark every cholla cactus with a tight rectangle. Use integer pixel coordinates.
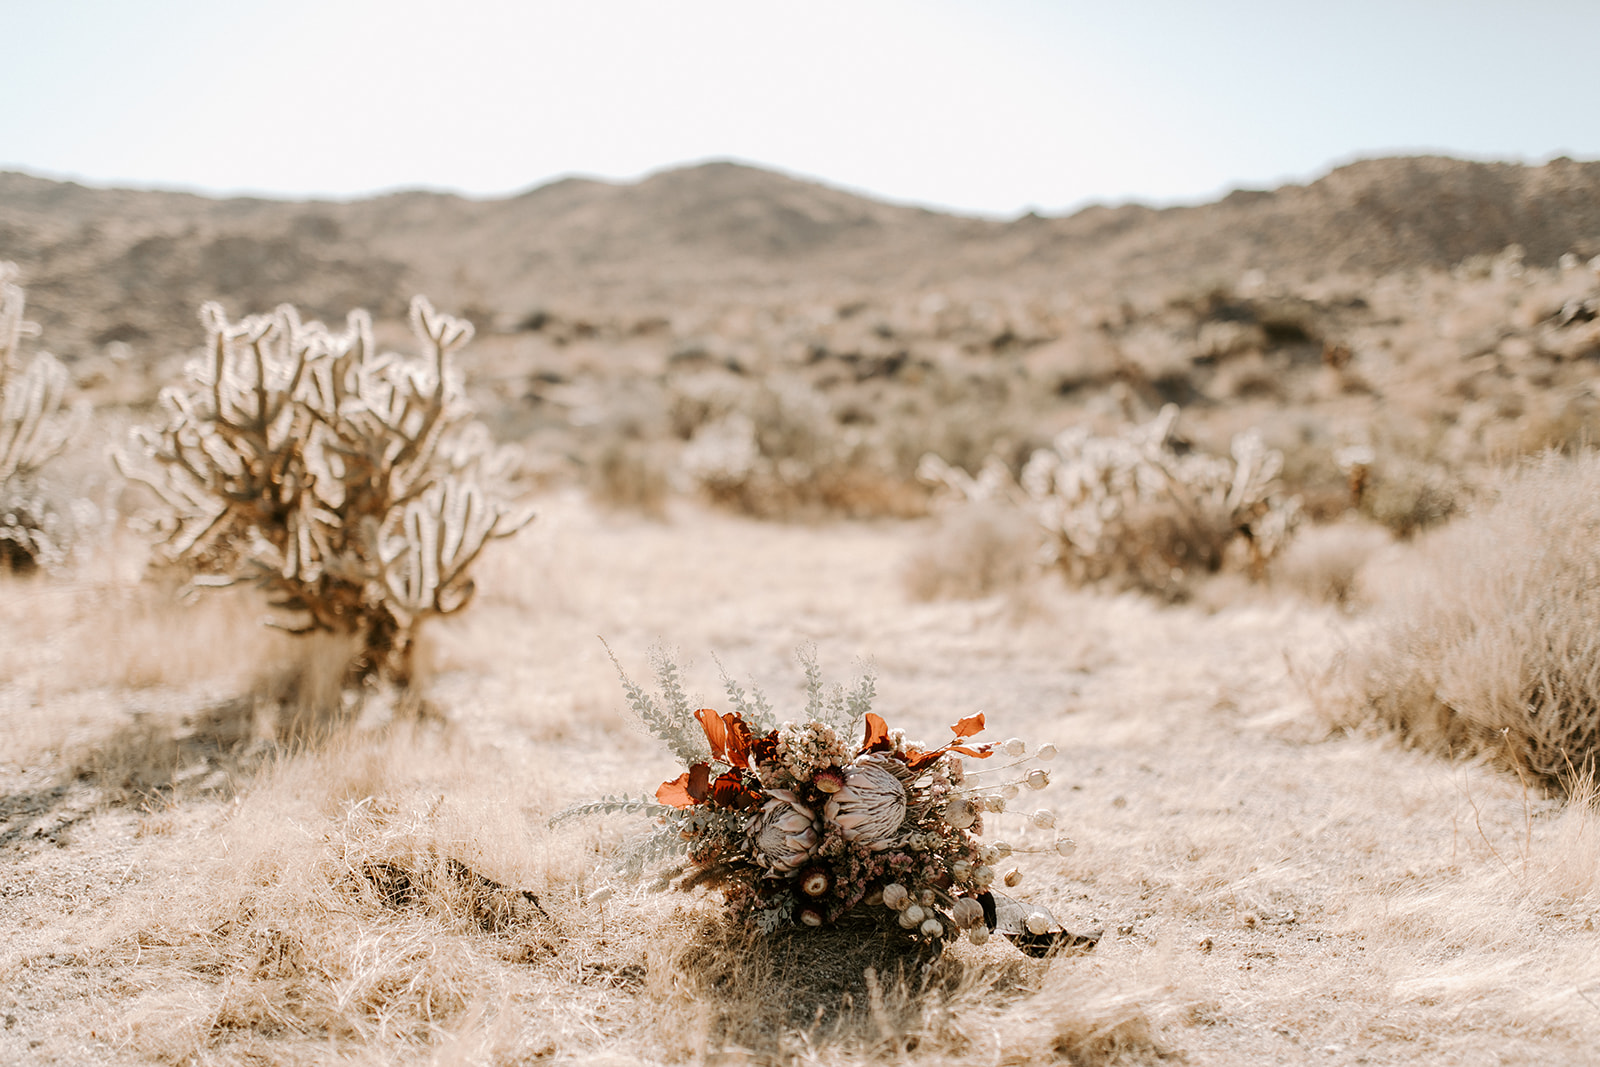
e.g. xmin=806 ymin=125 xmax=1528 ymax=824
xmin=121 ymin=296 xmax=532 ymax=690
xmin=0 ymin=264 xmax=77 ymax=571
xmin=922 ymin=404 xmax=1300 ymax=596
xmin=1018 ymin=405 xmax=1299 ymax=591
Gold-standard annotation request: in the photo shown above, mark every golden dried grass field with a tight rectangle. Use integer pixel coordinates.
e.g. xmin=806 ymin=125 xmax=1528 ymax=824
xmin=4 ymin=489 xmax=1600 ymax=1065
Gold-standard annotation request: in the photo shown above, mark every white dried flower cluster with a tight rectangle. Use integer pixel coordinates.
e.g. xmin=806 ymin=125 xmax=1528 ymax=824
xmin=775 ymin=719 xmax=851 ymax=781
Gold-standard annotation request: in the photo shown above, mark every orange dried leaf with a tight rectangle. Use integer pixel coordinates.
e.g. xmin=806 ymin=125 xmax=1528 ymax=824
xmin=860 ymin=713 xmax=892 ymax=753
xmin=723 ymin=713 xmax=755 ymax=769
xmin=687 ymin=762 xmax=712 ymax=802
xmin=710 ymin=770 xmax=763 ymax=811
xmin=951 ymin=712 xmax=986 ymax=739
xmin=950 ymin=744 xmax=994 ymax=759
xmin=695 ymin=708 xmax=728 ymax=763
xmin=656 ymin=773 xmax=694 ymax=809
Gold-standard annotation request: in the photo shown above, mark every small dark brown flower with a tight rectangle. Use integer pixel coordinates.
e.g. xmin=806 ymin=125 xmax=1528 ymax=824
xmin=798 ymin=907 xmax=825 ymax=927
xmin=798 ymin=865 xmax=832 ymax=897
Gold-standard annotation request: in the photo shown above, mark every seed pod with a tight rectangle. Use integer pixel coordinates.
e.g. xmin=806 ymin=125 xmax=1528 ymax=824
xmin=898 ymin=908 xmax=923 ymax=929
xmin=902 ymin=904 xmax=926 ymax=925
xmin=882 ymin=883 xmax=910 ymax=911
xmin=919 ymin=917 xmax=944 ymax=937
xmin=1054 ymin=837 xmax=1077 ymax=856
xmin=950 ymin=897 xmax=985 ymax=929
xmin=1003 ymin=868 xmax=1023 ymax=888
xmin=943 ymin=798 xmax=977 ymax=829
xmin=1025 ymin=911 xmax=1051 ymax=936
xmin=1025 ymin=769 xmax=1050 ymax=791
xmin=968 ymin=924 xmax=991 ymax=946
xmin=1003 ymin=738 xmax=1027 ymax=757
xmin=1036 ymin=743 xmax=1058 ymax=761
xmin=1031 ymin=809 xmax=1056 ymax=829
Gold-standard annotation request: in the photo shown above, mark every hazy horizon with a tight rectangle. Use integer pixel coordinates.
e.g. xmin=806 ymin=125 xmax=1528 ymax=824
xmin=6 ymin=1 xmax=1599 ymax=218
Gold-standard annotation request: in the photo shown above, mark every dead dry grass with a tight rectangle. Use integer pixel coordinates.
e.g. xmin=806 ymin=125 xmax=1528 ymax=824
xmin=4 ymin=491 xmax=1600 ymax=1065
xmin=1318 ymin=452 xmax=1600 ymax=788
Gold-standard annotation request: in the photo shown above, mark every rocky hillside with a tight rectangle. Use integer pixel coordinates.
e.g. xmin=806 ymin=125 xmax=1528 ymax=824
xmin=2 ymin=155 xmax=1599 ymax=358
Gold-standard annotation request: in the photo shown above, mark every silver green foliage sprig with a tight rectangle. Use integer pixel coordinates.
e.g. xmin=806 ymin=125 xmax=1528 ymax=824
xmin=602 ymin=640 xmax=712 ymax=765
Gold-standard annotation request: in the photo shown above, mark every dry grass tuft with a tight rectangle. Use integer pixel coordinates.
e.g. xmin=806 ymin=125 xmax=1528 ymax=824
xmin=1318 ymin=452 xmax=1600 ymax=788
xmin=589 ymin=437 xmax=672 ymax=519
xmin=1269 ymin=517 xmax=1392 ymax=609
xmin=902 ymin=504 xmax=1039 ymax=601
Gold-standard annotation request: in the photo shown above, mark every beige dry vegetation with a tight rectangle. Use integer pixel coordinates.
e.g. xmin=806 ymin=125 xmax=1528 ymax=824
xmin=7 ymin=158 xmax=1600 ymax=1064
xmin=4 ymin=491 xmax=1600 ymax=1064
xmin=1316 ymin=452 xmax=1600 ymax=789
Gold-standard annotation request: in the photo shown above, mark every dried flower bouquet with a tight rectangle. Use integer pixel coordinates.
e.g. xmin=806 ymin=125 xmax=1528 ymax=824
xmin=557 ymin=647 xmax=1084 ymax=953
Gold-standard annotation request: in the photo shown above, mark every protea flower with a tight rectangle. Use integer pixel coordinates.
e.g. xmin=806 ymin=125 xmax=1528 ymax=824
xmin=746 ymin=789 xmax=820 ymax=875
xmin=823 ymin=757 xmax=907 ymax=850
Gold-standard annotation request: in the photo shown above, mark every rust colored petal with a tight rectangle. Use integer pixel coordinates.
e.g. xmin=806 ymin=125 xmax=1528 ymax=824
xmin=656 ymin=773 xmax=694 ymax=808
xmin=859 ymin=712 xmax=892 ymax=754
xmin=723 ymin=712 xmax=755 ymax=769
xmin=695 ymin=708 xmax=728 ymax=763
xmin=951 ymin=712 xmax=986 ymax=739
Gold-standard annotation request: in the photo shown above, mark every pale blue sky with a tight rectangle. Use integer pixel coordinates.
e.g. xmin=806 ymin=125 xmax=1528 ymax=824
xmin=4 ymin=1 xmax=1596 ymax=217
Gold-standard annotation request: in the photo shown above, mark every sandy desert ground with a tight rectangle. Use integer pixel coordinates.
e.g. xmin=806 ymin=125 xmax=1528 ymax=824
xmin=3 ymin=490 xmax=1599 ymax=1066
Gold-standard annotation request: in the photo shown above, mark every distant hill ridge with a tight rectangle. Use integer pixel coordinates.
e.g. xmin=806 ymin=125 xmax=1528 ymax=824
xmin=2 ymin=155 xmax=1598 ymax=356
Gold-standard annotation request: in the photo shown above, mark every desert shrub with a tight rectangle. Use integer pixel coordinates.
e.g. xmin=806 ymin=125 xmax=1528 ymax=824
xmin=679 ymin=380 xmax=925 ymax=519
xmin=0 ymin=263 xmax=80 ymax=572
xmin=1355 ymin=452 xmax=1461 ymax=537
xmin=589 ymin=436 xmax=671 ymax=518
xmin=1321 ymin=453 xmax=1600 ymax=789
xmin=1268 ymin=516 xmax=1391 ymax=609
xmin=922 ymin=405 xmax=1300 ymax=600
xmin=120 ymin=297 xmax=532 ymax=696
xmin=903 ymin=502 xmax=1040 ymax=601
